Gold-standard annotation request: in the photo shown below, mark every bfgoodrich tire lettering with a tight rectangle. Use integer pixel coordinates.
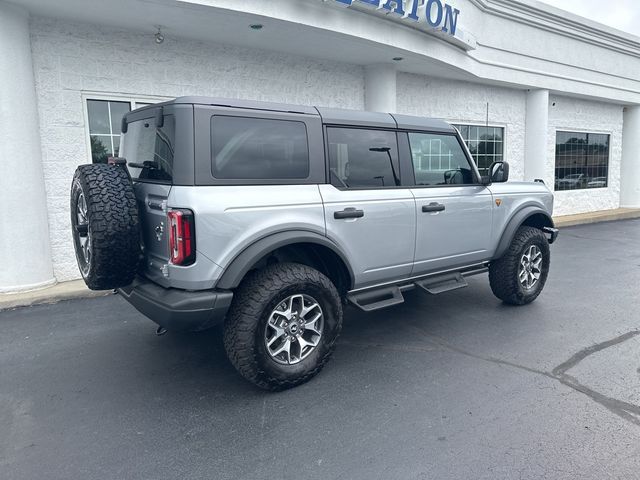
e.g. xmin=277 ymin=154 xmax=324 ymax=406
xmin=70 ymin=164 xmax=141 ymax=290
xmin=223 ymin=263 xmax=343 ymax=391
xmin=489 ymin=226 xmax=550 ymax=305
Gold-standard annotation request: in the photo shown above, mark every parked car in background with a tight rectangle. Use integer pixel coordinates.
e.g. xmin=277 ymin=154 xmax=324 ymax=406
xmin=587 ymin=176 xmax=607 ymax=188
xmin=555 ymin=173 xmax=587 ymax=190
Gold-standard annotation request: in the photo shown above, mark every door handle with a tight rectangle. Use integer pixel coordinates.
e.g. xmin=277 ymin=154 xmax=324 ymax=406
xmin=422 ymin=202 xmax=445 ymax=213
xmin=334 ymin=208 xmax=364 ymax=219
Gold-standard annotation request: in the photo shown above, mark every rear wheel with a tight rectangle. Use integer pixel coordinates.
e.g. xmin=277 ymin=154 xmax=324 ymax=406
xmin=489 ymin=226 xmax=550 ymax=305
xmin=223 ymin=263 xmax=342 ymax=391
xmin=70 ymin=164 xmax=141 ymax=290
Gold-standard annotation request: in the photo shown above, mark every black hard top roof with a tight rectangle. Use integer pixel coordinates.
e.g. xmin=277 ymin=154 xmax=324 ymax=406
xmin=136 ymin=96 xmax=455 ymax=133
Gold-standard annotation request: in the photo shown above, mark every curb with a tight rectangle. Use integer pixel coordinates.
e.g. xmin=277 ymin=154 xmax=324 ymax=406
xmin=553 ymin=208 xmax=640 ymax=228
xmin=0 ymin=280 xmax=112 ymax=311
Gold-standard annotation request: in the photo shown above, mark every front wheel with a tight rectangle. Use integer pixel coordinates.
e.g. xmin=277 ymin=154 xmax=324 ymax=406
xmin=223 ymin=263 xmax=343 ymax=391
xmin=489 ymin=226 xmax=550 ymax=305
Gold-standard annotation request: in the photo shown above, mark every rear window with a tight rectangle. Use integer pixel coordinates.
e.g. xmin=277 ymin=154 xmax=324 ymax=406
xmin=122 ymin=115 xmax=175 ymax=183
xmin=211 ymin=116 xmax=309 ymax=179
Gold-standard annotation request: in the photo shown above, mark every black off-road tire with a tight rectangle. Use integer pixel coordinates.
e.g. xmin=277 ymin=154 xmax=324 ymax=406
xmin=489 ymin=226 xmax=550 ymax=305
xmin=70 ymin=164 xmax=141 ymax=290
xmin=223 ymin=263 xmax=343 ymax=391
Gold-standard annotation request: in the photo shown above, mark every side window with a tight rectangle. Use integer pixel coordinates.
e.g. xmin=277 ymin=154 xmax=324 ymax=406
xmin=327 ymin=128 xmax=400 ymax=188
xmin=211 ymin=116 xmax=309 ymax=179
xmin=121 ymin=115 xmax=175 ymax=183
xmin=408 ymin=132 xmax=476 ymax=186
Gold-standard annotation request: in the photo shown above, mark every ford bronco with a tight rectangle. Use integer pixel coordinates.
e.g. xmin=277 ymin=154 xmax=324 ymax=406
xmin=70 ymin=97 xmax=558 ymax=390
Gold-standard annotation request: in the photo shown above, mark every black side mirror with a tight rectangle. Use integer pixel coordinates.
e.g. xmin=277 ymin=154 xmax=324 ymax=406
xmin=489 ymin=161 xmax=509 ymax=183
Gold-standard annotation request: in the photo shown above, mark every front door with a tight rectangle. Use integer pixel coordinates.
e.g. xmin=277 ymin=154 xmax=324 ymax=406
xmin=404 ymin=131 xmax=494 ymax=275
xmin=320 ymin=127 xmax=416 ymax=289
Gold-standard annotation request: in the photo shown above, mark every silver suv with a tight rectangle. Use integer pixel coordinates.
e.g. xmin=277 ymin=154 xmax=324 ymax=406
xmin=70 ymin=97 xmax=559 ymax=390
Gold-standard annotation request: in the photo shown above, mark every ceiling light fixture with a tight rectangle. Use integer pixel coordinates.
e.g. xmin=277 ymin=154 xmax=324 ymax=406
xmin=155 ymin=26 xmax=165 ymax=44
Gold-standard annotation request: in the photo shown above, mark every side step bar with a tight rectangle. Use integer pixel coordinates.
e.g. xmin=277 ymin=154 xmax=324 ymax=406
xmin=415 ymin=272 xmax=468 ymax=295
xmin=347 ymin=266 xmax=488 ymax=312
xmin=347 ymin=286 xmax=404 ymax=312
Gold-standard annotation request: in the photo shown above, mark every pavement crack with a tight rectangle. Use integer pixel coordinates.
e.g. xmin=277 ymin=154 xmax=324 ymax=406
xmin=403 ymin=322 xmax=640 ymax=428
xmin=551 ymin=330 xmax=640 ymax=427
xmin=551 ymin=330 xmax=640 ymax=377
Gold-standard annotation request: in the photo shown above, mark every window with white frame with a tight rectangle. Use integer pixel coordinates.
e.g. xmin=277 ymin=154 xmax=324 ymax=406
xmin=453 ymin=124 xmax=505 ymax=175
xmin=86 ymin=98 xmax=157 ymax=163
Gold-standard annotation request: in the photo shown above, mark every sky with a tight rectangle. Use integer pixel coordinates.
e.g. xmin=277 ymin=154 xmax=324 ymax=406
xmin=537 ymin=0 xmax=640 ymax=37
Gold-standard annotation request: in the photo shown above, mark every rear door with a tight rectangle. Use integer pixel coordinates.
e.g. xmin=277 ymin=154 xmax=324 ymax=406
xmin=121 ymin=107 xmax=178 ymax=286
xmin=403 ymin=131 xmax=494 ymax=275
xmin=319 ymin=126 xmax=416 ymax=288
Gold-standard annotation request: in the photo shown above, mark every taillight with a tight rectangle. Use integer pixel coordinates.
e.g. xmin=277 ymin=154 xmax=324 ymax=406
xmin=167 ymin=209 xmax=195 ymax=266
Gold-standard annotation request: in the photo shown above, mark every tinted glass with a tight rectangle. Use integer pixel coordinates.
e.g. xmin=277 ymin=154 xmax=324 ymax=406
xmin=121 ymin=115 xmax=175 ymax=183
xmin=554 ymin=131 xmax=609 ymax=190
xmin=408 ymin=133 xmax=475 ymax=186
xmin=327 ymin=128 xmax=399 ymax=188
xmin=211 ymin=116 xmax=309 ymax=179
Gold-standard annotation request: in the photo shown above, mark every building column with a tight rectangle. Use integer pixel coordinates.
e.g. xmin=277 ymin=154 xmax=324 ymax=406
xmin=524 ymin=89 xmax=549 ymax=182
xmin=0 ymin=2 xmax=55 ymax=292
xmin=620 ymin=106 xmax=640 ymax=208
xmin=365 ymin=64 xmax=396 ymax=113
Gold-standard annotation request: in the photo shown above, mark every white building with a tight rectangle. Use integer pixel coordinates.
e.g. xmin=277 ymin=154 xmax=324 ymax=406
xmin=1 ymin=0 xmax=640 ymax=292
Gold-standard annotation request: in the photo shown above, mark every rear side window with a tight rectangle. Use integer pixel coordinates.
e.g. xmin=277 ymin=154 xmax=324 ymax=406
xmin=327 ymin=128 xmax=400 ymax=188
xmin=122 ymin=115 xmax=175 ymax=183
xmin=211 ymin=116 xmax=309 ymax=179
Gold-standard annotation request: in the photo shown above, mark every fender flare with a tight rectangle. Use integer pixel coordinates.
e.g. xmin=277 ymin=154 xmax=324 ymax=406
xmin=493 ymin=206 xmax=554 ymax=260
xmin=215 ymin=230 xmax=355 ymax=290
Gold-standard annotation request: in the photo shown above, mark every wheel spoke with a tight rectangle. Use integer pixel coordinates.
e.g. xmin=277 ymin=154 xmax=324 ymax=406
xmin=267 ymin=326 xmax=286 ymax=348
xmin=296 ymin=335 xmax=312 ymax=353
xmin=304 ymin=312 xmax=322 ymax=335
xmin=300 ymin=301 xmax=320 ymax=318
xmin=271 ymin=339 xmax=292 ymax=363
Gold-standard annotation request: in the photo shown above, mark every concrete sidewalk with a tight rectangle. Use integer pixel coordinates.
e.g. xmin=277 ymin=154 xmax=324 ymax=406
xmin=2 ymin=208 xmax=639 ymax=311
xmin=0 ymin=280 xmax=111 ymax=311
xmin=553 ymin=207 xmax=640 ymax=227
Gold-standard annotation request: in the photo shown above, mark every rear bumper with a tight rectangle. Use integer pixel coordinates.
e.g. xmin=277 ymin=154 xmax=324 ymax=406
xmin=117 ymin=277 xmax=233 ymax=331
xmin=543 ymin=226 xmax=559 ymax=244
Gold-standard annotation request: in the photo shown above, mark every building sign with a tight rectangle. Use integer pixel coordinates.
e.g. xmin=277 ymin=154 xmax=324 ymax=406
xmin=330 ymin=0 xmax=475 ymax=50
xmin=334 ymin=0 xmax=459 ymax=35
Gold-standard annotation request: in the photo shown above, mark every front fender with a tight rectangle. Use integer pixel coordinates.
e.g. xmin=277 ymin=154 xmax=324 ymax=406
xmin=493 ymin=206 xmax=554 ymax=260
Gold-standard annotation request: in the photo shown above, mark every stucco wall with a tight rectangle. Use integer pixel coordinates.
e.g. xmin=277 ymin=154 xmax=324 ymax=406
xmin=30 ymin=16 xmax=365 ymax=282
xmin=547 ymin=95 xmax=624 ymax=216
xmin=396 ymin=73 xmax=527 ymax=181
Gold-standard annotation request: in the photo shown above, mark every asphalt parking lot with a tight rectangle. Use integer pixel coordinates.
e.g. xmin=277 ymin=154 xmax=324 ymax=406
xmin=1 ymin=219 xmax=640 ymax=480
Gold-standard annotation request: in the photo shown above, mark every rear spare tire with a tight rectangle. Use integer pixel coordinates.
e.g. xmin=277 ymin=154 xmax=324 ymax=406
xmin=70 ymin=164 xmax=141 ymax=290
